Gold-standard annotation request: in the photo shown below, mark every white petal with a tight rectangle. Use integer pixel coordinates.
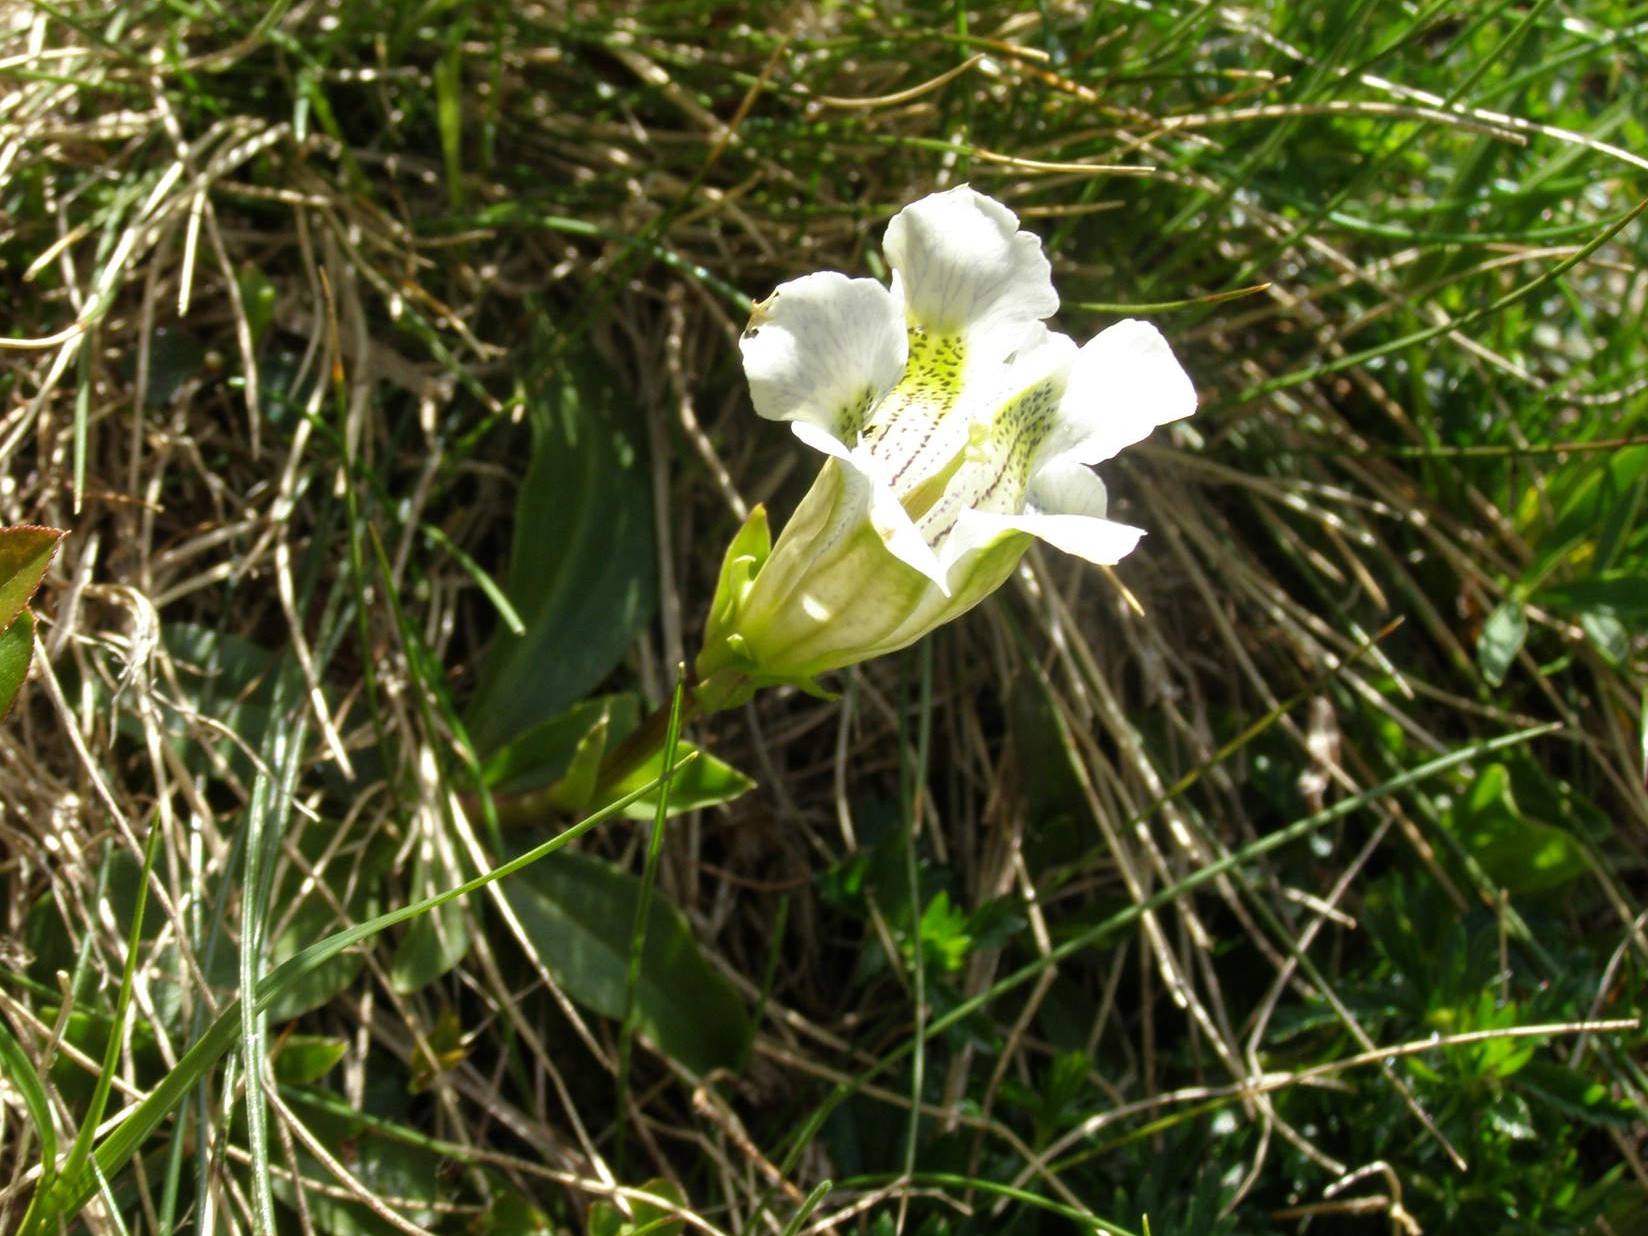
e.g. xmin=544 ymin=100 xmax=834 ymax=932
xmin=940 ymin=457 xmax=1145 ymax=576
xmin=790 ymin=419 xmax=853 ymax=460
xmin=790 ymin=421 xmax=951 ymax=594
xmin=1028 ymin=455 xmax=1112 ymax=520
xmin=1041 ymin=318 xmax=1196 ymax=466
xmin=740 ymin=271 xmax=906 ymax=440
xmin=883 ymin=187 xmax=1057 ymax=363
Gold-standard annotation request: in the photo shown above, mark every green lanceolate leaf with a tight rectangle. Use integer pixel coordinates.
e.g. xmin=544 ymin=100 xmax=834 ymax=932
xmin=547 ymin=710 xmax=610 ymax=813
xmin=0 ymin=609 xmax=36 ymax=720
xmin=466 ymin=363 xmax=656 ymax=753
xmin=270 ymin=1034 xmax=350 ymax=1085
xmin=0 ymin=525 xmax=64 ymax=632
xmin=503 ymin=847 xmax=752 ymax=1075
xmin=484 ymin=694 xmax=754 ymax=821
xmin=482 ymin=696 xmax=618 ymax=794
xmin=1579 ymin=609 xmax=1629 ymax=666
xmin=593 ymin=739 xmax=754 ymax=821
xmin=0 ymin=1012 xmax=57 ymax=1200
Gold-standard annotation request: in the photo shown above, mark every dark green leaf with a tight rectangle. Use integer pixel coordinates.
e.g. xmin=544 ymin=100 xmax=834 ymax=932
xmin=388 ymin=899 xmax=470 ymax=994
xmin=206 ymin=817 xmax=393 ymax=1021
xmin=1442 ymin=763 xmax=1587 ymax=895
xmin=131 ymin=327 xmax=208 ymax=407
xmin=548 ymin=711 xmax=610 ymax=813
xmin=476 ymin=1181 xmax=555 ymax=1236
xmin=159 ymin=622 xmax=307 ymax=780
xmin=271 ymin=1035 xmax=349 ymax=1085
xmin=466 ymin=366 xmax=655 ymax=753
xmin=483 ymin=696 xmax=630 ymax=794
xmin=275 ymin=1133 xmax=442 ymax=1236
xmin=0 ymin=609 xmax=35 ymax=721
xmin=266 ymin=900 xmax=367 ymax=1023
xmin=503 ymin=847 xmax=750 ymax=1074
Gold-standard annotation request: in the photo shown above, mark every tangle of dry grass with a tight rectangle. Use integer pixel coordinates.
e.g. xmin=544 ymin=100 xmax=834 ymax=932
xmin=2 ymin=2 xmax=1646 ymax=1234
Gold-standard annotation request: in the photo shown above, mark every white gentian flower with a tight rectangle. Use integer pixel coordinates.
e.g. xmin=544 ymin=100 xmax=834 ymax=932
xmin=695 ymin=186 xmax=1196 ymax=712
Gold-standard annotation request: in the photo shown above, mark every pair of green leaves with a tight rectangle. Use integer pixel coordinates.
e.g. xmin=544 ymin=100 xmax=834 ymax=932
xmin=483 ymin=692 xmax=752 ymax=821
xmin=0 ymin=525 xmax=67 ymax=720
xmin=403 ymin=360 xmax=754 ymax=1073
xmin=386 ymin=691 xmax=757 ymax=1075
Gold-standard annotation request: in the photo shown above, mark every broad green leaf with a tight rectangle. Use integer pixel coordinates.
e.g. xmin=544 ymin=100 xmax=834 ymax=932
xmin=388 ymin=899 xmax=470 ymax=994
xmin=0 ymin=609 xmax=35 ymax=721
xmin=0 ymin=525 xmax=63 ymax=633
xmin=1441 ymin=763 xmax=1587 ymax=895
xmin=207 ymin=817 xmax=394 ymax=1022
xmin=132 ymin=327 xmax=208 ymax=407
xmin=45 ymin=1008 xmax=163 ymax=1107
xmin=1477 ymin=600 xmax=1526 ymax=687
xmin=478 ymin=1184 xmax=555 ymax=1236
xmin=483 ymin=696 xmax=621 ymax=794
xmin=466 ymin=365 xmax=656 ymax=753
xmin=503 ymin=847 xmax=751 ymax=1075
xmin=1525 ymin=444 xmax=1648 ymax=542
xmin=271 ymin=1035 xmax=349 ymax=1085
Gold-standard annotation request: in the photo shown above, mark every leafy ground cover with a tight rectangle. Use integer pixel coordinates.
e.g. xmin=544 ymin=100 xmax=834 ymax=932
xmin=2 ymin=1 xmax=1646 ymax=1233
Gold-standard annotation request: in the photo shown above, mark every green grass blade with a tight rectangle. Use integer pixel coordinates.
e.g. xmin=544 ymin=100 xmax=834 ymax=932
xmin=24 ymin=821 xmax=164 ymax=1236
xmin=33 ymin=759 xmax=693 ymax=1225
xmin=0 ymin=1013 xmax=57 ymax=1203
xmin=777 ymin=1180 xmax=834 ymax=1236
xmin=616 ymin=670 xmax=688 ymax=1165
